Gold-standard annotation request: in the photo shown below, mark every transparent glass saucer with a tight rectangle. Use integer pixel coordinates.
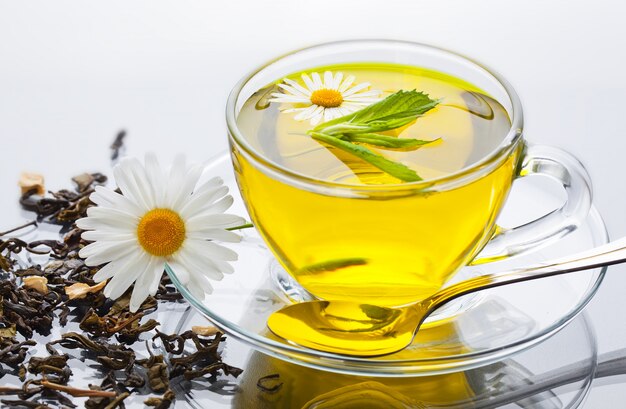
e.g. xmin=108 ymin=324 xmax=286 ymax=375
xmin=166 ymin=152 xmax=608 ymax=377
xmin=162 ymin=306 xmax=599 ymax=409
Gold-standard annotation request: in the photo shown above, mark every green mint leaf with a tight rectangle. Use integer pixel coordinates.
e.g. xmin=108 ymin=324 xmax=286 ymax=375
xmin=341 ymin=133 xmax=441 ymax=150
xmin=310 ymin=132 xmax=423 ymax=182
xmin=310 ymin=90 xmax=439 ymax=136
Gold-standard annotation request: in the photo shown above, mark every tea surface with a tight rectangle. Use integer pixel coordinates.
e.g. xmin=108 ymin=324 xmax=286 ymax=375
xmin=237 ymin=63 xmax=511 ymax=185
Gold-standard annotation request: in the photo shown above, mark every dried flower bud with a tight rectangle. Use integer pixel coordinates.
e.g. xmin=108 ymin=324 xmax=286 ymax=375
xmin=22 ymin=276 xmax=49 ymax=294
xmin=18 ymin=172 xmax=45 ymax=195
xmin=191 ymin=325 xmax=219 ymax=337
xmin=65 ymin=280 xmax=107 ymax=300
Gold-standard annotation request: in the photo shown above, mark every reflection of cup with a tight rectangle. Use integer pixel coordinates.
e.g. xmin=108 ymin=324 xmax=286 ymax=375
xmin=227 ymin=40 xmax=592 ymax=307
xmin=230 ymin=312 xmax=596 ymax=409
xmin=233 ymin=318 xmax=474 ymax=409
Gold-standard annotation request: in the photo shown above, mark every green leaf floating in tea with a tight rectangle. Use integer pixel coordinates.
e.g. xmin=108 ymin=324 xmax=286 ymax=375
xmin=307 ymin=90 xmax=440 ymax=182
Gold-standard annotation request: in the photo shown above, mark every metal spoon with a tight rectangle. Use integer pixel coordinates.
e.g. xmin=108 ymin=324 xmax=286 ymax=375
xmin=267 ymin=236 xmax=626 ymax=357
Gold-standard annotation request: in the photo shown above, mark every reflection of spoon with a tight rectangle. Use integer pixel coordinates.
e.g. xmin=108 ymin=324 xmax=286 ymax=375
xmin=268 ymin=237 xmax=626 ymax=357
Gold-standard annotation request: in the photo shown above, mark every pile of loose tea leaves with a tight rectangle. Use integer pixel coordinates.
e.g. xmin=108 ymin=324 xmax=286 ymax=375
xmin=0 ymin=139 xmax=243 ymax=408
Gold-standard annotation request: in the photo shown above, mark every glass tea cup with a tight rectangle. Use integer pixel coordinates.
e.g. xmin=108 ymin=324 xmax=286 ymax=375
xmin=226 ymin=40 xmax=591 ymax=307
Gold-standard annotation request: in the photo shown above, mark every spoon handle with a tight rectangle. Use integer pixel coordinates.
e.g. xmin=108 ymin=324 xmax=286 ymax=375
xmin=424 ymin=236 xmax=626 ymax=313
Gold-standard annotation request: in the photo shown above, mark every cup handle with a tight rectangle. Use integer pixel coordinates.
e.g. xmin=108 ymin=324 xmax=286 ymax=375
xmin=471 ymin=144 xmax=593 ymax=265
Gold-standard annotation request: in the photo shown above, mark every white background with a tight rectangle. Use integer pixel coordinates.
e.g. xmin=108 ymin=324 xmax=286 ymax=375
xmin=1 ymin=1 xmax=625 ymax=407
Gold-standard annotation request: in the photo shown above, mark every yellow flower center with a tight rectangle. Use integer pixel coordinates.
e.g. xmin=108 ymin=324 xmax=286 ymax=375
xmin=310 ymin=89 xmax=343 ymax=108
xmin=136 ymin=208 xmax=186 ymax=257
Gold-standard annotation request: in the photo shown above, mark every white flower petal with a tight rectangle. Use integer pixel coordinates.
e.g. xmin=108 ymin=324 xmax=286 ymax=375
xmin=168 ymin=163 xmax=203 ymax=210
xmin=148 ymin=262 xmax=165 ymax=295
xmin=323 ymin=71 xmax=333 ymax=89
xmin=165 ymin=260 xmax=190 ymax=286
xmin=186 ymin=213 xmax=245 ymax=229
xmin=269 ymin=94 xmax=310 ymax=103
xmin=301 ymin=73 xmax=315 ymax=91
xmin=323 ymin=107 xmax=333 ymax=123
xmin=196 ymin=254 xmax=234 ymax=277
xmin=343 ymin=97 xmax=382 ymax=103
xmin=83 ymin=207 xmax=139 ymax=229
xmin=278 ymin=83 xmax=307 ymax=97
xmin=311 ymin=72 xmax=323 ymax=90
xmin=341 ymin=102 xmax=367 ymax=111
xmin=310 ymin=110 xmax=324 ymax=125
xmin=186 ymin=227 xmax=241 ymax=243
xmin=306 ymin=105 xmax=324 ymax=121
xmin=343 ymin=82 xmax=371 ymax=97
xmin=90 ymin=186 xmax=143 ymax=217
xmin=82 ymin=230 xmax=135 ymax=242
xmin=293 ymin=105 xmax=318 ymax=121
xmin=86 ymin=206 xmax=137 ymax=219
xmin=114 ymin=159 xmax=150 ymax=211
xmin=282 ymin=107 xmax=312 ymax=114
xmin=145 ymin=153 xmax=166 ymax=207
xmin=183 ymin=197 xmax=236 ymax=222
xmin=194 ymin=177 xmax=223 ymax=196
xmin=176 ymin=248 xmax=224 ymax=281
xmin=187 ymin=276 xmax=208 ymax=300
xmin=93 ymin=258 xmax=124 ymax=282
xmin=211 ymin=259 xmax=235 ymax=275
xmin=129 ymin=256 xmax=160 ymax=312
xmin=347 ymin=90 xmax=382 ymax=98
xmin=179 ymin=186 xmax=229 ymax=219
xmin=284 ymin=78 xmax=311 ymax=96
xmin=336 ymin=107 xmax=350 ymax=117
xmin=112 ymin=160 xmax=139 ymax=204
xmin=80 ymin=240 xmax=138 ymax=266
xmin=128 ymin=159 xmax=156 ymax=209
xmin=332 ymin=72 xmax=343 ymax=89
xmin=103 ymin=252 xmax=151 ymax=300
xmin=338 ymin=75 xmax=356 ymax=92
xmin=164 ymin=155 xmax=187 ymax=207
xmin=192 ymin=274 xmax=214 ymax=294
xmin=76 ymin=214 xmax=137 ymax=232
xmin=184 ymin=239 xmax=238 ymax=261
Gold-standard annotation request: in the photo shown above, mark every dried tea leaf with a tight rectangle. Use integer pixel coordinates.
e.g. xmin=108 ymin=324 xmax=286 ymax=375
xmin=0 ymin=324 xmax=17 ymax=338
xmin=71 ymin=173 xmax=95 ymax=193
xmin=146 ymin=358 xmax=169 ymax=393
xmin=138 ymin=345 xmax=169 ymax=392
xmin=18 ymin=364 xmax=27 ymax=382
xmin=1 ymin=398 xmax=53 ymax=408
xmin=22 ymin=276 xmax=49 ymax=295
xmin=110 ymin=130 xmax=126 ymax=161
xmin=28 ymin=355 xmax=70 ymax=375
xmin=56 ymin=196 xmax=92 ymax=223
xmin=191 ymin=325 xmax=219 ymax=337
xmin=65 ymin=280 xmax=107 ymax=300
xmin=18 ymin=172 xmax=45 ymax=195
xmin=144 ymin=389 xmax=175 ymax=408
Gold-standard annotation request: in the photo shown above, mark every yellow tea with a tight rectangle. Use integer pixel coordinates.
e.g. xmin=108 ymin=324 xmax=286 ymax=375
xmin=233 ymin=63 xmax=520 ymax=306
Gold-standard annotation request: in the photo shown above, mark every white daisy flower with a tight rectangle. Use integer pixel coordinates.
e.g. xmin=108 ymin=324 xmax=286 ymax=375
xmin=269 ymin=71 xmax=382 ymax=125
xmin=77 ymin=154 xmax=245 ymax=312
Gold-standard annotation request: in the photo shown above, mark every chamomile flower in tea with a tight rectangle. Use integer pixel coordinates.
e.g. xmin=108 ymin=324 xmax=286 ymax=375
xmin=269 ymin=71 xmax=382 ymax=125
xmin=77 ymin=154 xmax=246 ymax=311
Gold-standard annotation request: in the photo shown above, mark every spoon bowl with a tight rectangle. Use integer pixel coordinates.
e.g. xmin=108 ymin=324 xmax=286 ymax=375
xmin=268 ymin=236 xmax=626 ymax=356
xmin=267 ymin=300 xmax=424 ymax=356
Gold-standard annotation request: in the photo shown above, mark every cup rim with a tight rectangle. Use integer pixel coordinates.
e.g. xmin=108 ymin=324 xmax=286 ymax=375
xmin=225 ymin=39 xmax=524 ymax=192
